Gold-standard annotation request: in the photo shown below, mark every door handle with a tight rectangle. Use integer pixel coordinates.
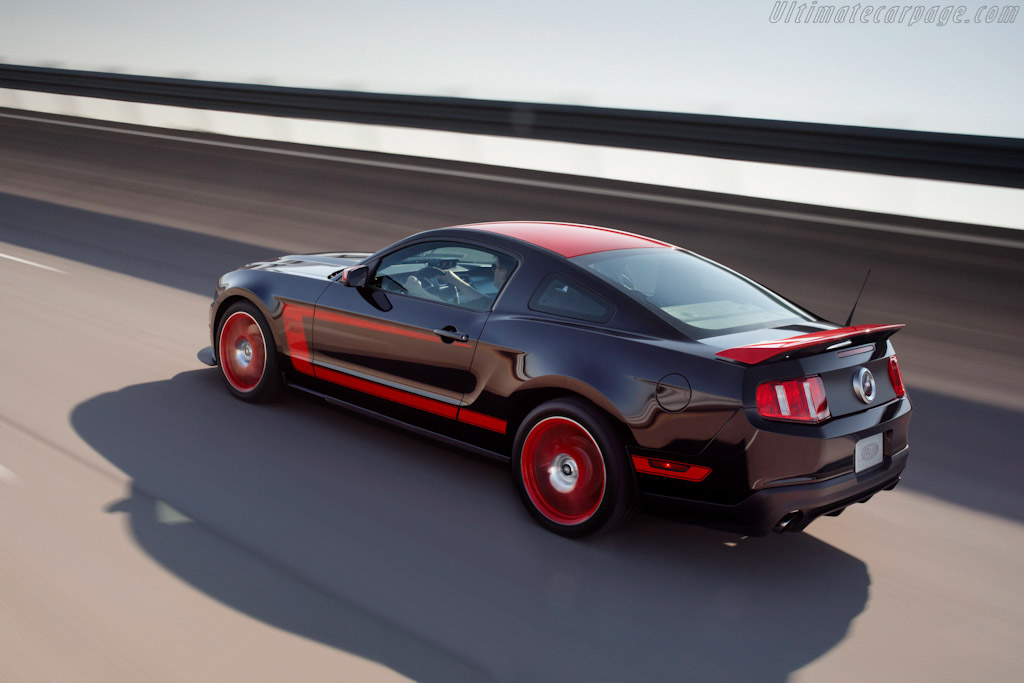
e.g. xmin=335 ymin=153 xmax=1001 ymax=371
xmin=433 ymin=327 xmax=469 ymax=343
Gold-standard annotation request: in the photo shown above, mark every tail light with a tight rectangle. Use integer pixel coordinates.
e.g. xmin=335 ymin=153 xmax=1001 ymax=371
xmin=888 ymin=355 xmax=906 ymax=397
xmin=757 ymin=376 xmax=830 ymax=423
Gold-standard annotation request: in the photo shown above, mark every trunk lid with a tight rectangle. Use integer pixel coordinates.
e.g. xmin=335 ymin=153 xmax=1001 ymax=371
xmin=708 ymin=323 xmax=907 ymax=421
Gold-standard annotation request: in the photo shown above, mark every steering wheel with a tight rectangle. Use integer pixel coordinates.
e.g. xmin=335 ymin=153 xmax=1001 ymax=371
xmin=417 ymin=266 xmax=460 ymax=304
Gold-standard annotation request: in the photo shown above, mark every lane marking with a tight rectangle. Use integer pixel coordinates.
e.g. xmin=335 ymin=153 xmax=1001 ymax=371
xmin=0 ymin=463 xmax=21 ymax=485
xmin=0 ymin=251 xmax=66 ymax=273
xmin=0 ymin=413 xmax=122 ymax=485
xmin=3 ymin=111 xmax=1023 ymax=250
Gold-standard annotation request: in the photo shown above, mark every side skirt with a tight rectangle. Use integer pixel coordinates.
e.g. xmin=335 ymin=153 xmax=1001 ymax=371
xmin=286 ymin=381 xmax=511 ymax=465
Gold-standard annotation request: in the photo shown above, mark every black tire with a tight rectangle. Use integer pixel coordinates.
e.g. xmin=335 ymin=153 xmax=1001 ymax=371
xmin=512 ymin=398 xmax=634 ymax=537
xmin=215 ymin=301 xmax=283 ymax=403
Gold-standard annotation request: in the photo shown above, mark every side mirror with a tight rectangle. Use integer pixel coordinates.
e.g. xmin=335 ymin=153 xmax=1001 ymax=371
xmin=340 ymin=265 xmax=369 ymax=288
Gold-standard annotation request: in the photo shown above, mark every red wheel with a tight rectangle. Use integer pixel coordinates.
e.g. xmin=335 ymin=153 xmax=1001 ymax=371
xmin=513 ymin=399 xmax=634 ymax=537
xmin=219 ymin=311 xmax=266 ymax=391
xmin=216 ymin=301 xmax=282 ymax=402
xmin=521 ymin=417 xmax=606 ymax=526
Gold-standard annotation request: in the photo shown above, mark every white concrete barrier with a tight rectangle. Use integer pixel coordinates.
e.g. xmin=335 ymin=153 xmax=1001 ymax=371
xmin=3 ymin=87 xmax=1022 ymax=231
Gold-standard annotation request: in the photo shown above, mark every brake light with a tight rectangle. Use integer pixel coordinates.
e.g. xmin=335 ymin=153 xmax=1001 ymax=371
xmin=756 ymin=376 xmax=830 ymax=423
xmin=888 ymin=355 xmax=906 ymax=398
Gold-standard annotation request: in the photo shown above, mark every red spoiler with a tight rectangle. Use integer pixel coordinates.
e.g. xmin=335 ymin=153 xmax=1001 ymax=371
xmin=715 ymin=324 xmax=905 ymax=365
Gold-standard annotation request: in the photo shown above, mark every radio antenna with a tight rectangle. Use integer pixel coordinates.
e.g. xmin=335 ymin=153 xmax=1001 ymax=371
xmin=844 ymin=268 xmax=872 ymax=327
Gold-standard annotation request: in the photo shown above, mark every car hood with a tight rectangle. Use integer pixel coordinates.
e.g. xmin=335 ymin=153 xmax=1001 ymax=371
xmin=241 ymin=252 xmax=372 ymax=280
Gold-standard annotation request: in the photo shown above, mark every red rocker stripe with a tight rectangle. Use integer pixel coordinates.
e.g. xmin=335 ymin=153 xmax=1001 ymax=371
xmin=316 ymin=366 xmax=459 ymax=419
xmin=457 ymin=409 xmax=508 ymax=434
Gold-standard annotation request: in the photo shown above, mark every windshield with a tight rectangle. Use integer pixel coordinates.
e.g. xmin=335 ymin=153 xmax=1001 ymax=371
xmin=573 ymin=248 xmax=817 ymax=338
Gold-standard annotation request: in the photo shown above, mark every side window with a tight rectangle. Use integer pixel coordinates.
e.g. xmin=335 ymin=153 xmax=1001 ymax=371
xmin=528 ymin=273 xmax=614 ymax=323
xmin=372 ymin=241 xmax=516 ymax=311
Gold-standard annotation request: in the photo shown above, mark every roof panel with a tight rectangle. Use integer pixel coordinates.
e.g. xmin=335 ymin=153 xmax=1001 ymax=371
xmin=459 ymin=222 xmax=674 ymax=258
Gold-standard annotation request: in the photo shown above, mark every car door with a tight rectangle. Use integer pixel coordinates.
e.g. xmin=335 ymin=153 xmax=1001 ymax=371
xmin=311 ymin=240 xmax=515 ymax=421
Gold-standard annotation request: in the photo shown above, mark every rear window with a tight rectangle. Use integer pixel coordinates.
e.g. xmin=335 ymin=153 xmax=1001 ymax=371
xmin=529 ymin=273 xmax=614 ymax=323
xmin=572 ymin=248 xmax=816 ymax=338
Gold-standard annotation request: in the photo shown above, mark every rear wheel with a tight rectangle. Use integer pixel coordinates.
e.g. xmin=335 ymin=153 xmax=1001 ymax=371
xmin=512 ymin=399 xmax=634 ymax=537
xmin=216 ymin=301 xmax=282 ymax=402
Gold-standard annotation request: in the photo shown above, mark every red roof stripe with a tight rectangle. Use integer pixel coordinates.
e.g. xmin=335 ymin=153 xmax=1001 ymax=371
xmin=459 ymin=222 xmax=674 ymax=258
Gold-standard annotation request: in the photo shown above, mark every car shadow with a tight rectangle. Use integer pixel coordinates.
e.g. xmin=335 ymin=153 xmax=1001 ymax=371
xmin=896 ymin=387 xmax=1024 ymax=523
xmin=73 ymin=370 xmax=869 ymax=682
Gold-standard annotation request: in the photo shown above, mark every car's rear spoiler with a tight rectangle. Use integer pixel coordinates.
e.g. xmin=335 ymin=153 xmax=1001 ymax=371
xmin=715 ymin=324 xmax=905 ymax=365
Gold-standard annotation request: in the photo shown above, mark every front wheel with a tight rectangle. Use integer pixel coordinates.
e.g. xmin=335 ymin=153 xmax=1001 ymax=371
xmin=216 ymin=301 xmax=282 ymax=402
xmin=512 ymin=399 xmax=634 ymax=537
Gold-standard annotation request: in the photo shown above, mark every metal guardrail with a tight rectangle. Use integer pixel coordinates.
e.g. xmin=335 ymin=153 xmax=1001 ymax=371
xmin=2 ymin=63 xmax=1022 ymax=188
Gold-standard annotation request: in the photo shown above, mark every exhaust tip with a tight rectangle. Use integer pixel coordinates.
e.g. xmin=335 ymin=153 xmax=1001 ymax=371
xmin=773 ymin=510 xmax=803 ymax=533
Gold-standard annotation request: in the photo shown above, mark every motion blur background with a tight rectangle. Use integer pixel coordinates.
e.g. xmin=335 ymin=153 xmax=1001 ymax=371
xmin=1 ymin=2 xmax=1022 ymax=682
xmin=4 ymin=0 xmax=1022 ymax=133
xmin=3 ymin=0 xmax=1024 ymax=226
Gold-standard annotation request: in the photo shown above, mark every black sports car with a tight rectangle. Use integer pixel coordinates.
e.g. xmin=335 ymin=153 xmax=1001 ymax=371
xmin=200 ymin=222 xmax=910 ymax=537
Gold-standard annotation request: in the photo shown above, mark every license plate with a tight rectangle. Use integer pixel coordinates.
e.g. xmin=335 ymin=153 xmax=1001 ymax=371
xmin=854 ymin=433 xmax=884 ymax=473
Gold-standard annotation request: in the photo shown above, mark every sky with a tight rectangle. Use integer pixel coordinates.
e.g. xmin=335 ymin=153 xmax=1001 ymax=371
xmin=1 ymin=0 xmax=1021 ymax=137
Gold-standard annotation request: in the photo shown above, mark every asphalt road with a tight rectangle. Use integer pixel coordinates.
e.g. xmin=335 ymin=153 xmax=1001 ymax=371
xmin=1 ymin=110 xmax=1022 ymax=683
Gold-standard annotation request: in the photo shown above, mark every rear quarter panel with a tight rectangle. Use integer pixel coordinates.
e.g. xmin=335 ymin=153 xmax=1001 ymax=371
xmin=467 ymin=244 xmax=745 ymax=458
xmin=470 ymin=313 xmax=744 ymax=456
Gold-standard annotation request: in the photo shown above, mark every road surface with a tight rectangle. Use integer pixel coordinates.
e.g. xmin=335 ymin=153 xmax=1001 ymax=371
xmin=1 ymin=110 xmax=1022 ymax=682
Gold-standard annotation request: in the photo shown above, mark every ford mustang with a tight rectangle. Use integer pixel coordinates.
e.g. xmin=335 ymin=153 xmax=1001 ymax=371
xmin=199 ymin=222 xmax=911 ymax=537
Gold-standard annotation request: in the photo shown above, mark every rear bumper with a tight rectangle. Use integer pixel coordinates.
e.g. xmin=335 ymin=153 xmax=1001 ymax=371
xmin=641 ymin=446 xmax=909 ymax=536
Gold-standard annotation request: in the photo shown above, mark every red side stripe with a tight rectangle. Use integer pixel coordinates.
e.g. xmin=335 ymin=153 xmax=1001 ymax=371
xmin=281 ymin=302 xmax=497 ymax=427
xmin=281 ymin=302 xmax=316 ymax=376
xmin=317 ymin=309 xmax=441 ymax=343
xmin=457 ymin=409 xmax=508 ymax=434
xmin=631 ymin=455 xmax=711 ymax=482
xmin=316 ymin=309 xmax=472 ymax=348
